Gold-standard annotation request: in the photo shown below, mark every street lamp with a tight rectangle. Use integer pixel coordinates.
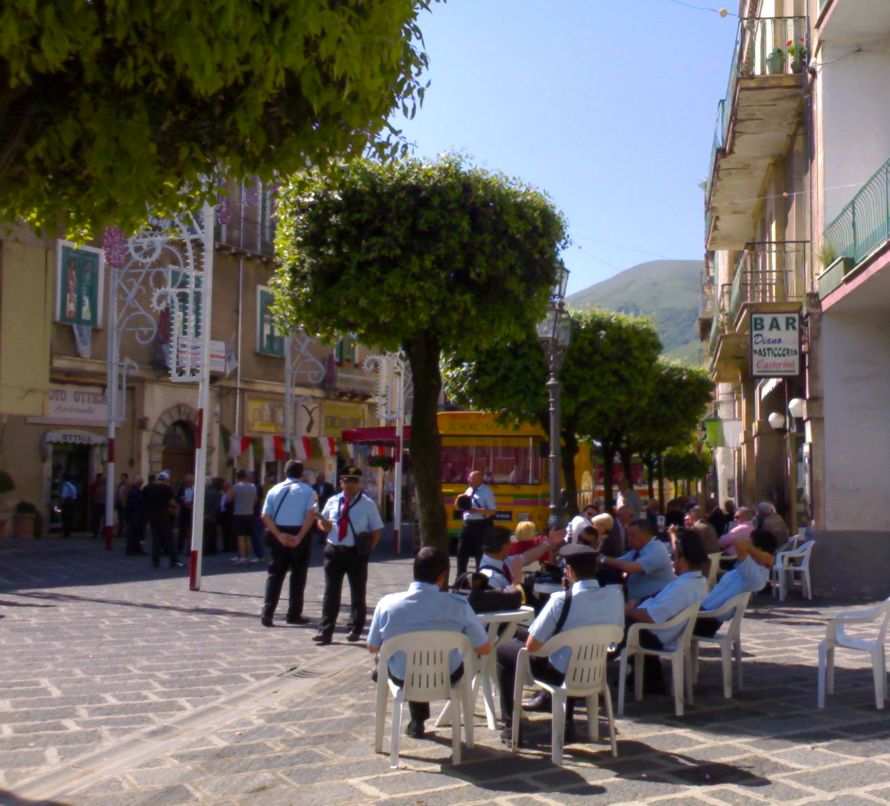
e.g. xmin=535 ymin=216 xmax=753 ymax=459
xmin=536 ymin=264 xmax=571 ymax=519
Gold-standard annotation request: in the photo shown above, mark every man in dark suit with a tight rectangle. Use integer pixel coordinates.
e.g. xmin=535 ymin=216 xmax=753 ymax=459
xmin=597 ymin=505 xmax=633 ymax=586
xmin=311 ymin=472 xmax=336 ymax=544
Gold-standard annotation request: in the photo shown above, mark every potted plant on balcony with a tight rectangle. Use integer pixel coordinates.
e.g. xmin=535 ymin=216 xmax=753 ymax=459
xmin=787 ymin=38 xmax=808 ymax=73
xmin=767 ymin=47 xmax=786 ymax=75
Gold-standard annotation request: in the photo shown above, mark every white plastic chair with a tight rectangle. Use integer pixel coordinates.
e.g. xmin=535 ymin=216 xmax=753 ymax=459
xmin=374 ymin=631 xmax=475 ymax=768
xmin=691 ymin=592 xmax=751 ymax=698
xmin=618 ymin=601 xmax=701 ymax=717
xmin=511 ymin=624 xmax=623 ymax=764
xmin=771 ymin=540 xmax=815 ymax=601
xmin=817 ymin=598 xmax=890 ymax=710
xmin=706 ymin=552 xmax=723 ymax=590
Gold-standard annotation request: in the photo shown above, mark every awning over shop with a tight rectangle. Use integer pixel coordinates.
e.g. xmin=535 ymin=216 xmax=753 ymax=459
xmin=44 ymin=430 xmax=106 ymax=446
xmin=342 ymin=426 xmax=411 ymax=445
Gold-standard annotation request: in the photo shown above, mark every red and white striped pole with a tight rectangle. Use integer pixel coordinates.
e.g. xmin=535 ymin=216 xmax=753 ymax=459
xmin=188 ymin=202 xmax=215 ymax=591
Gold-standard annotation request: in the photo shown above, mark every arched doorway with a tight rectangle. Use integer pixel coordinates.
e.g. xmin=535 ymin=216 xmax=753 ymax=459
xmin=161 ymin=420 xmax=195 ymax=485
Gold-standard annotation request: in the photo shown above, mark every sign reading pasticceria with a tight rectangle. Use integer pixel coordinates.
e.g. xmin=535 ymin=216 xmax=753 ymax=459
xmin=750 ymin=312 xmax=801 ymax=377
xmin=56 ymin=241 xmax=104 ymax=328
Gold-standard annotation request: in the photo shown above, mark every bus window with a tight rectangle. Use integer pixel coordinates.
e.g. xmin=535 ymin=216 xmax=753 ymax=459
xmin=440 ymin=440 xmax=542 ymax=485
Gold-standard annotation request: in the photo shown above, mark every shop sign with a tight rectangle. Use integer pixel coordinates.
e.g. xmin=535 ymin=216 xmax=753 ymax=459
xmin=245 ymin=394 xmax=285 ymax=434
xmin=45 ymin=430 xmax=106 ymax=446
xmin=47 ymin=384 xmax=108 ymax=424
xmin=750 ymin=312 xmax=801 ymax=377
xmin=323 ymin=402 xmax=365 ymax=435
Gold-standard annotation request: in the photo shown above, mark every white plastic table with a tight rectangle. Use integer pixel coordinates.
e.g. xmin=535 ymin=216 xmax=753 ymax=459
xmin=434 ymin=605 xmax=535 ymax=731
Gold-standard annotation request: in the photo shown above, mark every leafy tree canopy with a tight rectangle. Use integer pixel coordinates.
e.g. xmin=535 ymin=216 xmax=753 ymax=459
xmin=1 ymin=0 xmax=437 ymax=236
xmin=664 ymin=445 xmax=711 ymax=482
xmin=274 ymin=156 xmax=568 ymax=548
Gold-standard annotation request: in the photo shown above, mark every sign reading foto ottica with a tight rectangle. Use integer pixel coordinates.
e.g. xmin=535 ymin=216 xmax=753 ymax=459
xmin=750 ymin=312 xmax=801 ymax=377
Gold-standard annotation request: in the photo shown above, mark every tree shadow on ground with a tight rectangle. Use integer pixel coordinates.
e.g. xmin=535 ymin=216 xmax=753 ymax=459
xmin=0 ymin=791 xmax=68 ymax=805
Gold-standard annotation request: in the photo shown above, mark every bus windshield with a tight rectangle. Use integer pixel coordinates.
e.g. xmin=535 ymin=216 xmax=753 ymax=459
xmin=441 ymin=439 xmax=542 ymax=485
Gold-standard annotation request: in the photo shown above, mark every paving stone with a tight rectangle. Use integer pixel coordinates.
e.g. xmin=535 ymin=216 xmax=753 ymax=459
xmin=780 ymin=760 xmax=890 ymax=793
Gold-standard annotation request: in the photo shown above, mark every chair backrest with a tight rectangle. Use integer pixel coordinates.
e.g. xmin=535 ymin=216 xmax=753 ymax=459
xmin=707 ymin=552 xmax=723 ymax=589
xmin=701 ymin=592 xmax=751 ymax=639
xmin=378 ymin=630 xmax=473 ymax=702
xmin=532 ymin=624 xmax=623 ymax=695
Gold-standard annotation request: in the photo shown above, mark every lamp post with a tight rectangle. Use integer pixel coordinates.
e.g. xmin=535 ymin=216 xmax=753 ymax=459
xmin=536 ymin=265 xmax=571 ymax=519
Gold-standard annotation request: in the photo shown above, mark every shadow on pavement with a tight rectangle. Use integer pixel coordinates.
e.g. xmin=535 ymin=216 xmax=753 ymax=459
xmin=0 ymin=791 xmax=68 ymax=805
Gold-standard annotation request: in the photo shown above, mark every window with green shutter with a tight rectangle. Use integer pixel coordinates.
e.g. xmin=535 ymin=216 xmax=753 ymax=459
xmin=334 ymin=335 xmax=357 ymax=365
xmin=257 ymin=287 xmax=284 ymax=357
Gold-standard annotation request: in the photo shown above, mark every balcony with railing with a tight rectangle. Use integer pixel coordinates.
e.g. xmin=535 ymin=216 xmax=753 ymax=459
xmin=708 ymin=241 xmax=807 ymax=380
xmin=705 ymin=15 xmax=808 ymax=251
xmin=214 ymin=181 xmax=276 ymax=258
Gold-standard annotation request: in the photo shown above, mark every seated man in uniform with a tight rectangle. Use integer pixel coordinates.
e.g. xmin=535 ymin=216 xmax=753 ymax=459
xmin=695 ymin=529 xmax=776 ymax=637
xmin=496 ymin=543 xmax=624 ymax=745
xmin=367 ymin=547 xmax=490 ymax=739
xmin=623 ymin=529 xmax=710 ymax=694
xmin=600 ymin=518 xmax=674 ymax=603
xmin=477 ymin=526 xmax=523 ymax=590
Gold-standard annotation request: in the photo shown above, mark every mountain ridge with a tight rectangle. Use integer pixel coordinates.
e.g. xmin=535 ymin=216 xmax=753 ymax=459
xmin=566 ymin=259 xmax=703 ymax=365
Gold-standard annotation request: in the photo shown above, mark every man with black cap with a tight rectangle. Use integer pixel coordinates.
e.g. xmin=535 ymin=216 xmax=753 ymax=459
xmin=143 ymin=470 xmax=183 ymax=569
xmin=259 ymin=460 xmax=318 ymax=627
xmin=496 ymin=542 xmax=624 ymax=745
xmin=623 ymin=528 xmax=709 ymax=693
xmin=315 ymin=466 xmax=384 ymax=644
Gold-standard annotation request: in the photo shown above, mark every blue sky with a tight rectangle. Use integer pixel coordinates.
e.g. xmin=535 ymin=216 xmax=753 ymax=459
xmin=392 ymin=0 xmax=740 ymax=296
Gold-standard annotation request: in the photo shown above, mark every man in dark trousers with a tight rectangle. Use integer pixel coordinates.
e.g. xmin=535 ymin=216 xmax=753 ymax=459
xmin=259 ymin=461 xmax=317 ymax=627
xmin=125 ymin=476 xmax=147 ymax=556
xmin=455 ymin=469 xmax=497 ymax=576
xmin=315 ymin=466 xmax=384 ymax=644
xmin=143 ymin=470 xmax=183 ymax=568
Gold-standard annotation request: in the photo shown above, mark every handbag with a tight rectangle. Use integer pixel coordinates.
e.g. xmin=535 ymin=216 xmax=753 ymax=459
xmin=452 ymin=571 xmax=523 ymax=613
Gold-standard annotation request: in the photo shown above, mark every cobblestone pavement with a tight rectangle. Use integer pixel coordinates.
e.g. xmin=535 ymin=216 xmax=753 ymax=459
xmin=2 ymin=534 xmax=889 ymax=805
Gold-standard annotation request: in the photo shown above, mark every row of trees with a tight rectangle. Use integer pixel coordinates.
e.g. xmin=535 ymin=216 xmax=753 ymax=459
xmin=442 ymin=310 xmax=712 ymax=511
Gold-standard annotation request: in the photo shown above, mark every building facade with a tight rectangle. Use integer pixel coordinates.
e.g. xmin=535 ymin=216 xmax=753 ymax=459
xmin=702 ymin=0 xmax=890 ymax=598
xmin=0 ymin=181 xmax=377 ymax=535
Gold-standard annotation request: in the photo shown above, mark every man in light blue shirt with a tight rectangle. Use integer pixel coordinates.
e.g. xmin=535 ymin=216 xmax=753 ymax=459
xmin=600 ymin=519 xmax=674 ymax=602
xmin=259 ymin=461 xmax=317 ymax=627
xmin=496 ymin=543 xmax=623 ymax=745
xmin=624 ymin=529 xmax=709 ymax=694
xmin=695 ymin=530 xmax=777 ymax=638
xmin=455 ymin=469 xmax=497 ymax=576
xmin=368 ymin=547 xmax=490 ymax=739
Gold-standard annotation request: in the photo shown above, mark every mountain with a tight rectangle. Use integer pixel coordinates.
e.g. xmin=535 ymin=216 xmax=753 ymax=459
xmin=566 ymin=259 xmax=704 ymax=365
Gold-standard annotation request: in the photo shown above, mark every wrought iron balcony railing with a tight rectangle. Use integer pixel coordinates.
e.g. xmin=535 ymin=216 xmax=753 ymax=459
xmin=823 ymin=157 xmax=890 ymax=269
xmin=726 ymin=241 xmax=807 ymax=326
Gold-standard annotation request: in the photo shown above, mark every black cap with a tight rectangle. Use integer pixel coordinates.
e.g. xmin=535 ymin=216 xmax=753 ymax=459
xmin=456 ymin=494 xmax=473 ymax=511
xmin=340 ymin=465 xmax=362 ymax=480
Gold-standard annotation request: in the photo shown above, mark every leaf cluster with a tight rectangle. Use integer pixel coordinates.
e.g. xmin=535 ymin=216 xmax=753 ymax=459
xmin=273 ymin=156 xmax=569 ymax=352
xmin=1 ymin=0 xmax=438 ymax=236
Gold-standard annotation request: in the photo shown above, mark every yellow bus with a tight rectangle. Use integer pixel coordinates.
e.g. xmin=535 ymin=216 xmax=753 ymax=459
xmin=439 ymin=411 xmax=552 ymax=541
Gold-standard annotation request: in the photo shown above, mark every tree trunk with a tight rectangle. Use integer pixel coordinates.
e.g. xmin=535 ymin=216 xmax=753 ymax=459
xmin=619 ymin=447 xmax=634 ymax=487
xmin=643 ymin=453 xmax=655 ymax=501
xmin=403 ymin=335 xmax=446 ymax=552
xmin=602 ymin=445 xmax=616 ymax=514
xmin=561 ymin=428 xmax=579 ymax=517
xmin=657 ymin=451 xmax=666 ymax=508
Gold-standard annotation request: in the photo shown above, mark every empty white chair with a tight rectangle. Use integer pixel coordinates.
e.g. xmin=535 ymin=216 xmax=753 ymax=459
xmin=691 ymin=592 xmax=751 ymax=698
xmin=374 ymin=631 xmax=475 ymax=768
xmin=706 ymin=552 xmax=723 ymax=590
xmin=511 ymin=624 xmax=623 ymax=764
xmin=771 ymin=540 xmax=815 ymax=601
xmin=817 ymin=598 xmax=890 ymax=710
xmin=618 ymin=601 xmax=701 ymax=717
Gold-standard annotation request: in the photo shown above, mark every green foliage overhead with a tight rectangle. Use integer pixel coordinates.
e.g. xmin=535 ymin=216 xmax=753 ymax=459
xmin=1 ymin=0 xmax=437 ymax=236
xmin=274 ymin=155 xmax=568 ymax=548
xmin=274 ymin=157 xmax=568 ymax=352
xmin=624 ymin=360 xmax=712 ymax=458
xmin=663 ymin=446 xmax=711 ymax=482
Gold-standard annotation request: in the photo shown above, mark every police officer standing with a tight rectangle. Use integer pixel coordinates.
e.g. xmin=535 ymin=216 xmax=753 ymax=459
xmin=455 ymin=469 xmax=497 ymax=576
xmin=259 ymin=461 xmax=317 ymax=627
xmin=315 ymin=466 xmax=384 ymax=645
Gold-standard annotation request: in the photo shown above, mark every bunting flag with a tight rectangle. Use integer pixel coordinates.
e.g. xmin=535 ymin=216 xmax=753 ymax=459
xmin=228 ymin=435 xmax=252 ymax=459
xmin=318 ymin=437 xmax=337 ymax=457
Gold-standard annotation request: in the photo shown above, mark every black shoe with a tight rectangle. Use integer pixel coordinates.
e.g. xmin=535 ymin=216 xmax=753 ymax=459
xmin=564 ymin=719 xmax=577 ymax=744
xmin=405 ymin=720 xmax=425 ymax=739
xmin=313 ymin=631 xmax=333 ymax=645
xmin=500 ymin=724 xmax=524 ymax=748
xmin=346 ymin=629 xmax=362 ymax=642
xmin=261 ymin=615 xmax=274 ymax=627
xmin=522 ymin=691 xmax=552 ymax=713
xmin=286 ymin=615 xmax=309 ymax=625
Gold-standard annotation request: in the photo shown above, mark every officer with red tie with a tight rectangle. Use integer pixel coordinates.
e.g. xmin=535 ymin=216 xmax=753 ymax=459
xmin=315 ymin=466 xmax=384 ymax=645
